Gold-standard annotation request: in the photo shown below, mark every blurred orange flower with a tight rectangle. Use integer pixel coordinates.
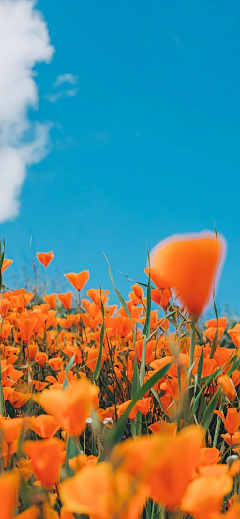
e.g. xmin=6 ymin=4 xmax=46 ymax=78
xmin=150 ymin=232 xmax=226 ymax=317
xmin=34 ymin=378 xmax=99 ymax=437
xmin=23 ymin=438 xmax=65 ymax=489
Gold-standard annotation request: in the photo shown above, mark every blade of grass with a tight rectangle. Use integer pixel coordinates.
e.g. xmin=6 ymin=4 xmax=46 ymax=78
xmin=201 ymin=387 xmax=221 ymax=431
xmin=93 ymin=300 xmax=105 ymax=382
xmin=140 ymin=261 xmax=151 ymax=385
xmin=63 ymin=353 xmax=75 ymax=390
xmin=210 ymin=301 xmax=219 ymax=359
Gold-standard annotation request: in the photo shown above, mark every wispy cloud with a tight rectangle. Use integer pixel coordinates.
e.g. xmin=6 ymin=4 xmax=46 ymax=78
xmin=45 ymin=74 xmax=79 ymax=103
xmin=53 ymin=73 xmax=78 ymax=89
xmin=44 ymin=92 xmax=63 ymax=104
xmin=65 ymin=88 xmax=79 ymax=97
xmin=0 ymin=0 xmax=54 ymax=222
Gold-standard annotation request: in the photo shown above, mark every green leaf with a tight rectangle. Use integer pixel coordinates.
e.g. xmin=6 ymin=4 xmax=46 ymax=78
xmin=143 ymin=270 xmax=151 ymax=338
xmin=210 ymin=301 xmax=219 ymax=359
xmin=63 ymin=353 xmax=75 ymax=390
xmin=131 ymin=330 xmax=140 ymax=398
xmin=150 ymin=387 xmax=164 ymax=411
xmin=93 ymin=321 xmax=105 ymax=382
xmin=140 ymin=270 xmax=151 ymax=386
xmin=100 ymin=361 xmax=172 ymax=460
xmin=201 ymin=388 xmax=221 ymax=431
xmin=194 ymin=349 xmax=204 ymax=396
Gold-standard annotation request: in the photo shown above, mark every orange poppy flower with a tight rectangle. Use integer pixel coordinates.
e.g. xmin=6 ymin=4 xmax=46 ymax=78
xmin=14 ymin=506 xmax=39 ymax=519
xmin=0 ymin=416 xmax=29 ymax=444
xmin=117 ymin=397 xmax=151 ymax=420
xmin=34 ymin=378 xmax=99 ymax=437
xmin=112 ymin=425 xmax=203 ymax=510
xmin=203 ymin=327 xmax=225 ymax=343
xmin=61 ymin=461 xmax=148 ymax=519
xmin=151 ymin=288 xmax=171 ymax=307
xmin=29 ymin=415 xmax=60 ymax=438
xmin=35 ymin=351 xmax=48 ymax=367
xmin=36 ymin=251 xmax=54 ymax=268
xmin=0 ymin=470 xmax=19 ymax=519
xmin=1 ymin=258 xmax=13 ymax=274
xmin=214 ymin=408 xmax=240 ymax=435
xmin=198 ymin=447 xmax=220 ymax=468
xmin=148 ymin=420 xmax=177 ymax=435
xmin=228 ymin=324 xmax=240 ymax=347
xmin=218 ymin=375 xmax=236 ymax=402
xmin=23 ymin=438 xmax=64 ymax=489
xmin=60 ymin=510 xmax=76 ymax=519
xmin=58 ymin=292 xmax=73 ymax=310
xmin=0 ymin=298 xmax=11 ymax=316
xmin=87 ymin=288 xmax=109 ymax=307
xmin=68 ymin=453 xmax=98 ymax=472
xmin=0 ymin=323 xmax=13 ymax=340
xmin=205 ymin=317 xmax=227 ymax=329
xmin=43 ymin=293 xmax=57 ymax=309
xmin=144 ymin=268 xmax=170 ymax=290
xmin=61 ymin=462 xmax=113 ymax=518
xmin=47 ymin=357 xmax=63 ymax=371
xmin=17 ymin=318 xmax=38 ymax=343
xmin=9 ymin=391 xmax=31 ymax=409
xmin=150 ymin=232 xmax=226 ymax=317
xmin=64 ymin=271 xmax=89 ymax=291
xmin=181 ymin=473 xmax=232 ymax=519
xmin=32 ymin=380 xmax=48 ymax=391
xmin=27 ymin=343 xmax=38 ymax=361
xmin=221 ymin=432 xmax=240 ymax=448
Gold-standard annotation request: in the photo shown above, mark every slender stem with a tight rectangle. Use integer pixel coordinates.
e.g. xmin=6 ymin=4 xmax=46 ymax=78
xmin=188 ymin=321 xmax=196 ymax=387
xmin=213 ymin=395 xmax=223 ymax=448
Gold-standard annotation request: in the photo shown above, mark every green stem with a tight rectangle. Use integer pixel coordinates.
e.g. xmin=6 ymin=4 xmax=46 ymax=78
xmin=188 ymin=322 xmax=196 ymax=387
xmin=213 ymin=395 xmax=223 ymax=448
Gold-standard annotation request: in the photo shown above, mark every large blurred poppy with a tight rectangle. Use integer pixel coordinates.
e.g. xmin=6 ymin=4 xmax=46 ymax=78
xmin=150 ymin=231 xmax=226 ymax=317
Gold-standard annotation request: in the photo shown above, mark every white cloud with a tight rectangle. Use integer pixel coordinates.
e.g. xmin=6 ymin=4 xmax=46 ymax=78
xmin=53 ymin=73 xmax=78 ymax=89
xmin=0 ymin=0 xmax=54 ymax=222
xmin=44 ymin=92 xmax=63 ymax=103
xmin=44 ymin=87 xmax=79 ymax=103
xmin=65 ymin=88 xmax=79 ymax=97
xmin=45 ymin=75 xmax=79 ymax=102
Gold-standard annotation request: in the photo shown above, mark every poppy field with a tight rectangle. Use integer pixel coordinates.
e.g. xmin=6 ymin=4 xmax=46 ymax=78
xmin=1 ymin=231 xmax=240 ymax=519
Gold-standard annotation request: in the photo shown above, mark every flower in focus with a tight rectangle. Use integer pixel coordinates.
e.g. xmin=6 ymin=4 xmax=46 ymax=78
xmin=64 ymin=271 xmax=89 ymax=291
xmin=1 ymin=259 xmax=13 ymax=274
xmin=36 ymin=251 xmax=54 ymax=268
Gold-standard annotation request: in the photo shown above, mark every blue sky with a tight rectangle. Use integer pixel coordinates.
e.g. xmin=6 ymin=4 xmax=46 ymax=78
xmin=1 ymin=0 xmax=240 ymax=316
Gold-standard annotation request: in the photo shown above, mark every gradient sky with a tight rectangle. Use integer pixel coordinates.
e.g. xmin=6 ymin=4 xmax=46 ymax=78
xmin=1 ymin=0 xmax=240 ymax=316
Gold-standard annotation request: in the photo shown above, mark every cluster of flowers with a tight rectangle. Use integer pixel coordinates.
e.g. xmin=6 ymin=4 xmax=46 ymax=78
xmin=1 ymin=233 xmax=240 ymax=519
